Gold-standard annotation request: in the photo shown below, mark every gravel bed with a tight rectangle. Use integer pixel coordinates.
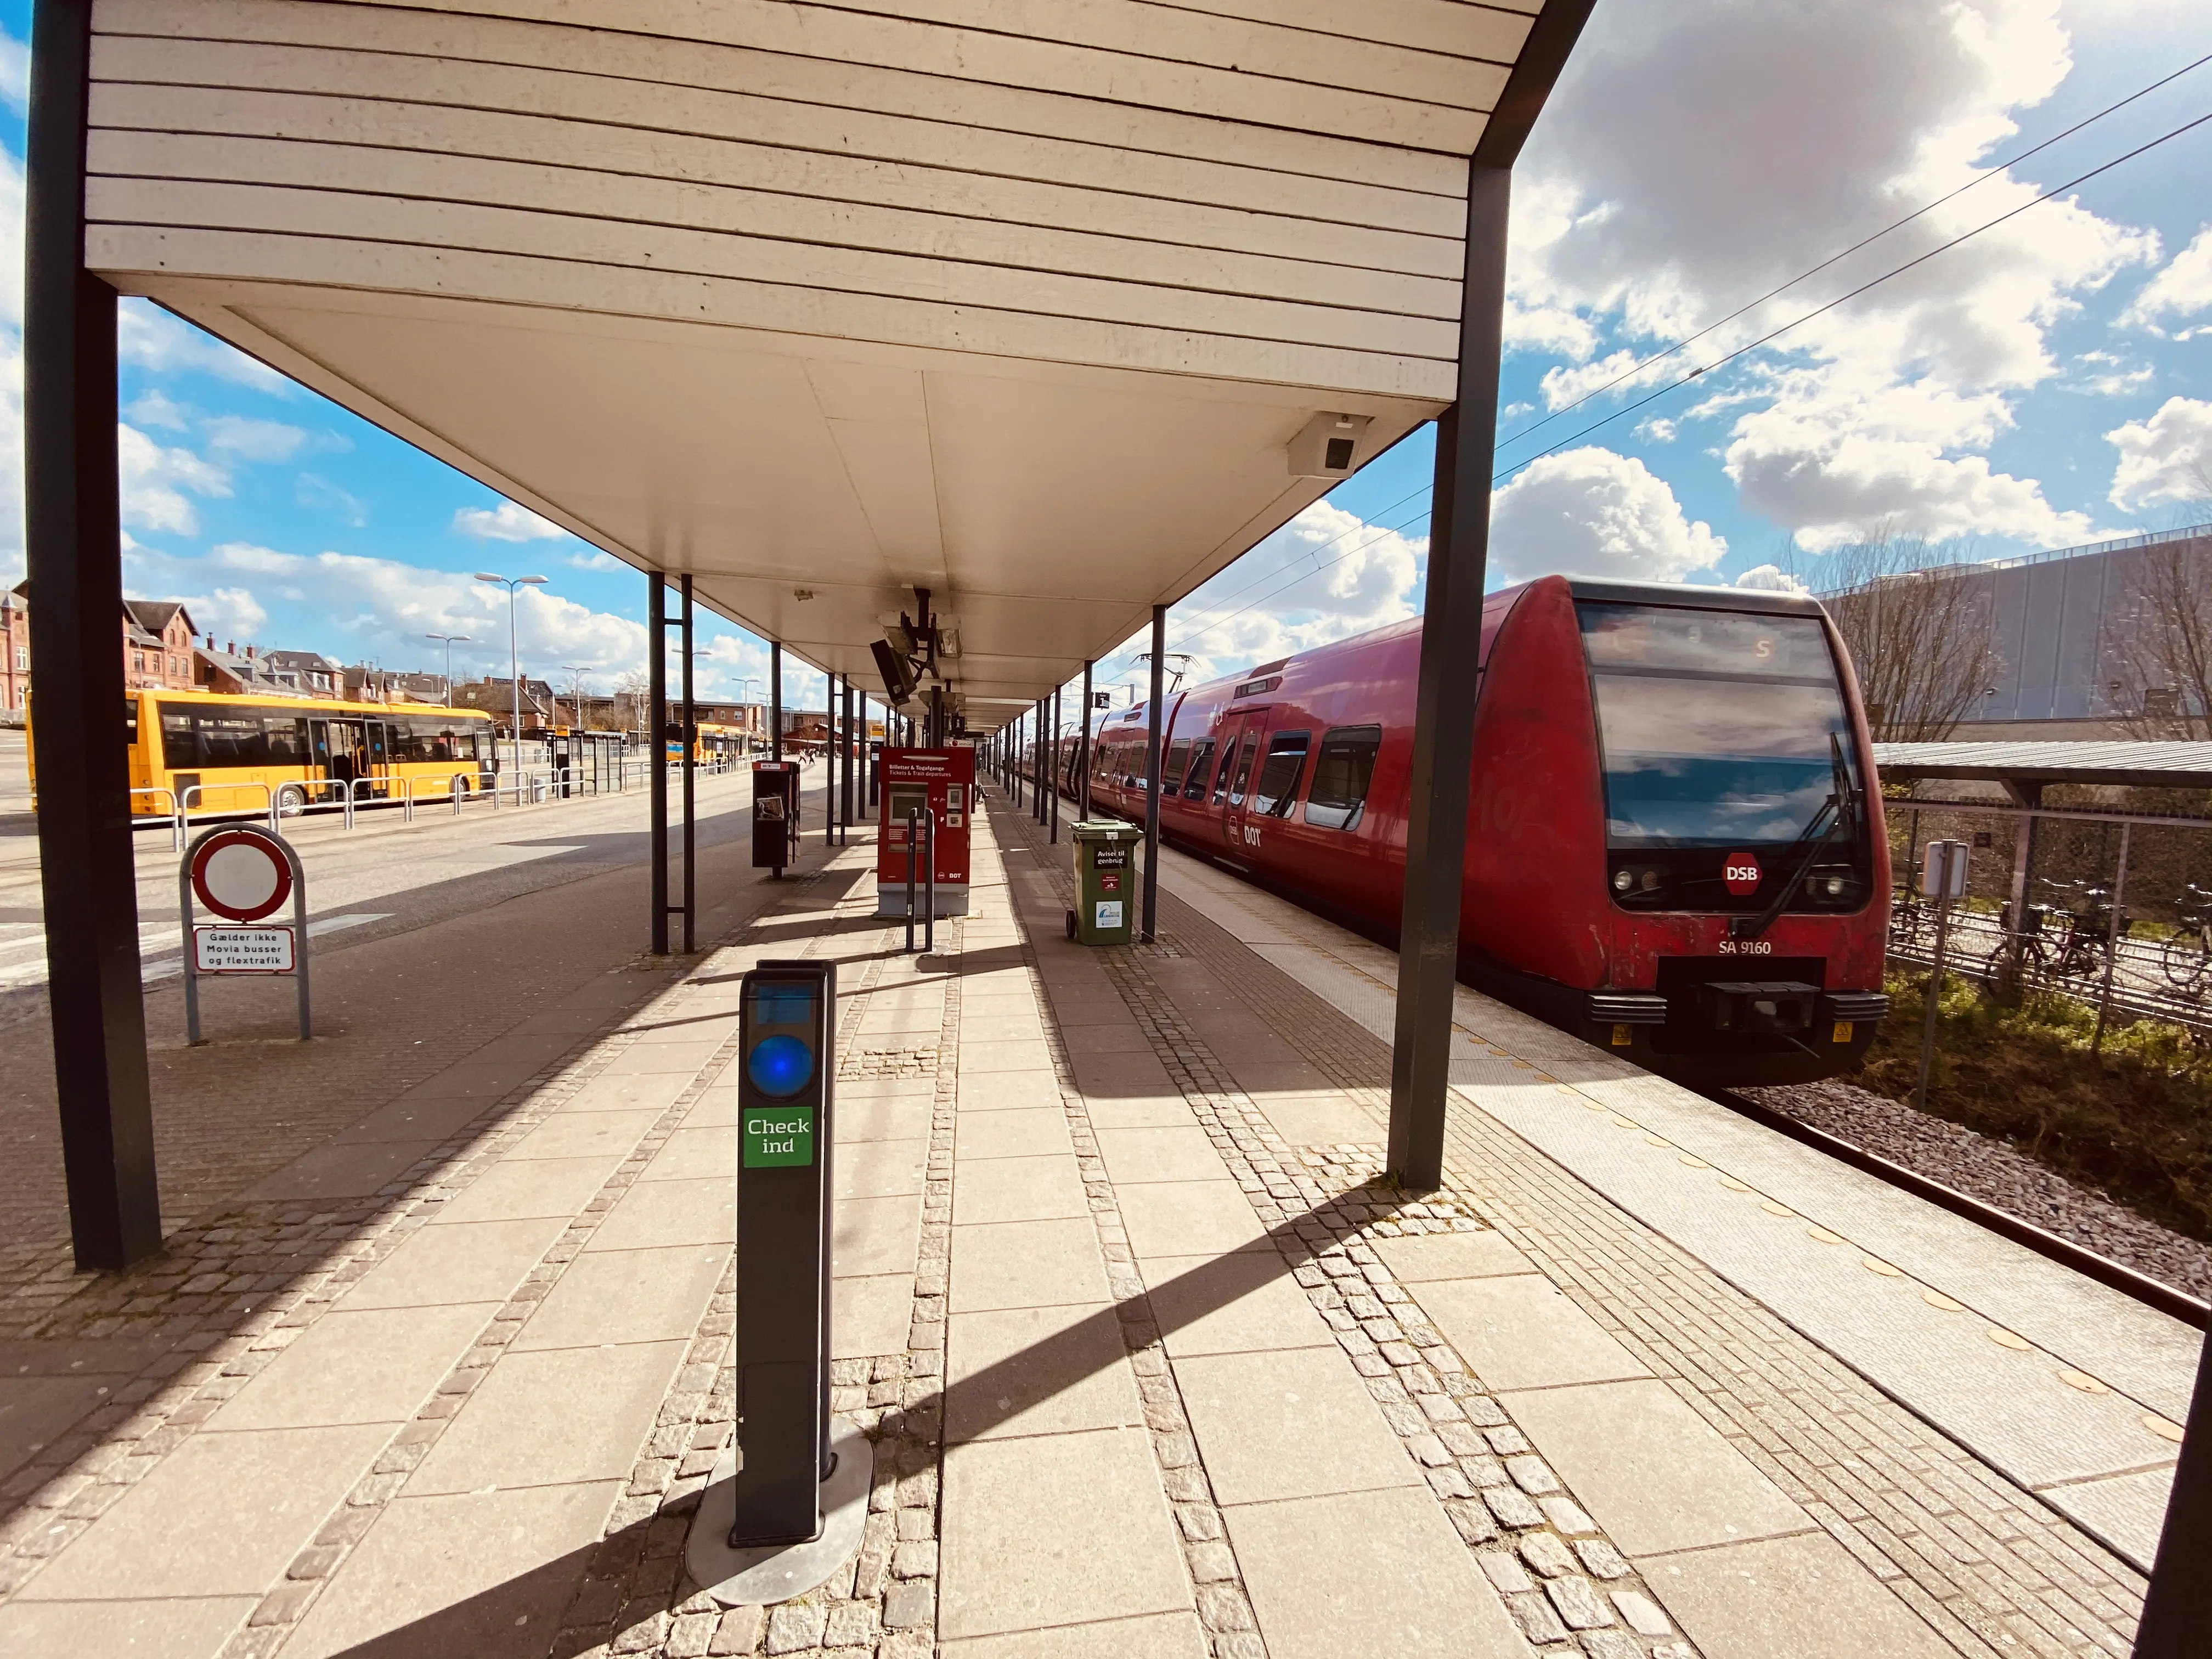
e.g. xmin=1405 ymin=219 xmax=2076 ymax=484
xmin=1742 ymin=1076 xmax=2212 ymax=1305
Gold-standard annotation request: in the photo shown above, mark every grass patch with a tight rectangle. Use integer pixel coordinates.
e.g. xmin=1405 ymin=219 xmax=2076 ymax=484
xmin=1852 ymin=969 xmax=2212 ymax=1242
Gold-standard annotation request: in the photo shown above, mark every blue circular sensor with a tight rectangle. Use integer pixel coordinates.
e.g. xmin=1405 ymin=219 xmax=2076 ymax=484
xmin=748 ymin=1034 xmax=814 ymax=1098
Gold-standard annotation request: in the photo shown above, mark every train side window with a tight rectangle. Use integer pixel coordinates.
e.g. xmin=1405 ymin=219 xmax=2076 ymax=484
xmin=1209 ymin=737 xmax=1241 ymax=804
xmin=1163 ymin=738 xmax=1192 ymax=794
xmin=1250 ymin=731 xmax=1310 ymax=817
xmin=1303 ymin=725 xmax=1382 ymax=831
xmin=1180 ymin=740 xmax=1216 ymax=799
xmin=1226 ymin=734 xmax=1260 ymax=807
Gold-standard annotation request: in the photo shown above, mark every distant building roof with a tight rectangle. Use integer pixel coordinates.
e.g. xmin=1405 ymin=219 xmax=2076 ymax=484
xmin=123 ymin=599 xmax=195 ymax=637
xmin=1874 ymin=741 xmax=2212 ymax=790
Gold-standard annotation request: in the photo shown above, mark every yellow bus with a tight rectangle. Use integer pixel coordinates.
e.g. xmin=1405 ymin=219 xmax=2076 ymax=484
xmin=83 ymin=690 xmax=497 ymax=817
xmin=662 ymin=722 xmax=752 ymax=765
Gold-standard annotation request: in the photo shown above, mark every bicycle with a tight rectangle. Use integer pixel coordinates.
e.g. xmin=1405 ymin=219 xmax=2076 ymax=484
xmin=1887 ymin=887 xmax=1928 ymax=954
xmin=1984 ymin=881 xmax=2119 ymax=993
xmin=2160 ymin=882 xmax=2212 ymax=991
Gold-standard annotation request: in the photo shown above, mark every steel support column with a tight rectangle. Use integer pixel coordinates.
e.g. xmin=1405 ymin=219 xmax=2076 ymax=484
xmin=1035 ymin=701 xmax=1047 ymax=822
xmin=1080 ymin=661 xmax=1093 ymax=821
xmin=770 ymin=641 xmax=783 ymax=762
xmin=1386 ymin=165 xmax=1513 ymax=1191
xmin=26 ymin=0 xmax=161 ymax=1269
xmin=1141 ymin=605 xmax=1166 ymax=943
xmin=648 ymin=572 xmax=669 ymax=954
xmin=680 ymin=575 xmax=696 ymax=954
xmin=2136 ymin=1328 xmax=2212 ymax=1656
xmin=1049 ymin=686 xmax=1061 ymax=843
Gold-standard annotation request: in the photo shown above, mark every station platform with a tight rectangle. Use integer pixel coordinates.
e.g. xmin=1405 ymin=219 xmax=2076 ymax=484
xmin=0 ymin=785 xmax=2177 ymax=1659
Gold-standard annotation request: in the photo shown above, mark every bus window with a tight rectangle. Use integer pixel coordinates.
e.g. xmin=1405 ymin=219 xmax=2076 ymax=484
xmin=1250 ymin=732 xmax=1310 ymax=817
xmin=1302 ymin=726 xmax=1381 ymax=831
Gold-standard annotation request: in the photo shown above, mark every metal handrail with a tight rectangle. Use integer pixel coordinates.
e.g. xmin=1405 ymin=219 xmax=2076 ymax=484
xmin=129 ymin=786 xmax=183 ymax=850
xmin=179 ymin=778 xmax=280 ymax=834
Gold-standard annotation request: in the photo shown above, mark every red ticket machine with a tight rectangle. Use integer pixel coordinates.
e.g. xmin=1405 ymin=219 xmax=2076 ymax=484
xmin=878 ymin=748 xmax=973 ymax=917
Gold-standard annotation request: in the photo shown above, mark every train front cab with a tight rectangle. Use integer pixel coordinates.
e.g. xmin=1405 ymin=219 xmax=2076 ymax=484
xmin=1463 ymin=578 xmax=1892 ymax=1089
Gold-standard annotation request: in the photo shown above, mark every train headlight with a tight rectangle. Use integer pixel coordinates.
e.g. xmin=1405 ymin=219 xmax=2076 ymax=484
xmin=1802 ymin=867 xmax=1859 ymax=906
xmin=1613 ymin=868 xmax=1634 ymax=893
xmin=1640 ymin=868 xmax=1662 ymax=893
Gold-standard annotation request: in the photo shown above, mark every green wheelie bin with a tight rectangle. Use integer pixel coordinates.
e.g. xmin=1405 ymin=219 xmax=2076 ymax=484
xmin=1068 ymin=821 xmax=1142 ymax=945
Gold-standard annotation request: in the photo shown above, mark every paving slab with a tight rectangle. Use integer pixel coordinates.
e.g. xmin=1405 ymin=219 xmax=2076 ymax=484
xmin=18 ymin=1422 xmax=392 ymax=1599
xmin=1144 ymin=1251 xmax=1335 ymax=1357
xmin=210 ymin=1302 xmax=497 ymax=1430
xmin=950 ymin=1218 xmax=1112 ymax=1312
xmin=938 ymin=1610 xmax=1209 ymax=1657
xmin=945 ymin=1302 xmax=1145 ymax=1441
xmin=955 ymin=1108 xmax=1074 ymax=1160
xmin=1092 ymin=1125 xmax=1229 ymax=1184
xmin=279 ymin=1481 xmax=619 ymax=1658
xmin=561 ymin=1070 xmax=692 ymax=1114
xmin=834 ymin=1093 xmax=936 ymax=1144
xmin=952 ymin=1154 xmax=1090 ymax=1225
xmin=427 ymin=1154 xmax=620 ymax=1224
xmin=0 ymin=1595 xmax=256 ymax=1659
xmin=1116 ymin=1180 xmax=1269 ymax=1259
xmin=1501 ymin=1379 xmax=1810 ymax=1558
xmin=512 ymin=1244 xmax=726 ymax=1350
xmin=504 ymin=1107 xmax=662 ymax=1162
xmin=938 ymin=1427 xmax=1191 ymax=1640
xmin=832 ymin=1274 xmax=915 ymax=1359
xmin=240 ymin=1137 xmax=439 ymax=1202
xmin=1412 ymin=1273 xmax=1654 ymax=1392
xmin=833 ymin=1136 xmax=929 ymax=1199
xmin=833 ymin=1194 xmax=924 ymax=1278
xmin=332 ymin=1090 xmax=499 ymax=1146
xmin=407 ymin=1340 xmax=687 ymax=1493
xmin=584 ymin=1175 xmax=733 ymax=1251
xmin=1374 ymin=1229 xmax=1536 ymax=1283
xmin=1248 ymin=1089 xmax=1384 ymax=1147
xmin=342 ymin=1216 xmax=568 ymax=1311
xmin=1644 ymin=1531 xmax=1954 ymax=1659
xmin=1177 ymin=1345 xmax=1420 ymax=1504
xmin=1226 ymin=1486 xmax=1532 ymax=1659
xmin=640 ymin=1125 xmax=738 ymax=1182
xmin=957 ymin=1071 xmax=1065 ymax=1113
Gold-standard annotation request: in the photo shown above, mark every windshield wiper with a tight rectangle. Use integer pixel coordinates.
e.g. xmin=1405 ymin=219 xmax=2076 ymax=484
xmin=1729 ymin=734 xmax=1859 ymax=941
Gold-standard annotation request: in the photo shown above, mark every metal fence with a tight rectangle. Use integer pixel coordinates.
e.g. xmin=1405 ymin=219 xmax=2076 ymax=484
xmin=1886 ymin=797 xmax=2212 ymax=1038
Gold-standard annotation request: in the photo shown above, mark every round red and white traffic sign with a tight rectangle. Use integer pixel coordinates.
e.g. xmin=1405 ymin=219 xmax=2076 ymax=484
xmin=190 ymin=827 xmax=294 ymax=922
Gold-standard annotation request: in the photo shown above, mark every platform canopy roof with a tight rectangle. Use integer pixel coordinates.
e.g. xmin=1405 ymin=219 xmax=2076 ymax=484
xmin=83 ymin=0 xmax=1590 ymax=729
xmin=1873 ymin=741 xmax=2212 ymax=792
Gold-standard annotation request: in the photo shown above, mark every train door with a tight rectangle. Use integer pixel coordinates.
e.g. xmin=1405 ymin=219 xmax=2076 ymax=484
xmin=1214 ymin=712 xmax=1266 ymax=855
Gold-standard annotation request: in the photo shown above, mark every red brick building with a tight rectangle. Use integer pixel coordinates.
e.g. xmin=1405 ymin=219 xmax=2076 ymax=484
xmin=0 ymin=591 xmax=27 ymax=720
xmin=122 ymin=601 xmax=198 ymax=692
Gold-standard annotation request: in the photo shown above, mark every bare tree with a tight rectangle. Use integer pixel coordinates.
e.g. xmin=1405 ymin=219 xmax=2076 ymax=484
xmin=614 ymin=669 xmax=648 ymax=736
xmin=2113 ymin=464 xmax=2212 ymax=740
xmin=1800 ymin=530 xmax=2004 ymax=742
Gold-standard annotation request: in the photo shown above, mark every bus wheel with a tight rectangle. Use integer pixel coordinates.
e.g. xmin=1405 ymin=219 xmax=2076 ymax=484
xmin=276 ymin=784 xmax=308 ymax=818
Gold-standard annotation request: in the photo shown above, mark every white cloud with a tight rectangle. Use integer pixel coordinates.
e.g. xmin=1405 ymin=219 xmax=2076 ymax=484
xmin=2106 ymin=396 xmax=2212 ymax=510
xmin=1734 ymin=563 xmax=1808 ymax=593
xmin=297 ymin=474 xmax=368 ymax=527
xmin=453 ymin=500 xmax=567 ymax=542
xmin=1635 ymin=417 xmax=1678 ymax=444
xmin=0 ymin=32 xmax=25 ymax=114
xmin=181 ymin=585 xmax=268 ymax=642
xmin=203 ymin=415 xmax=309 ymax=462
xmin=117 ymin=424 xmax=230 ymax=535
xmin=2070 ymin=350 xmax=2153 ymax=398
xmin=2121 ymin=224 xmax=2212 ymax=335
xmin=117 ymin=299 xmax=286 ymax=389
xmin=1504 ymin=297 xmax=1598 ymax=361
xmin=1511 ymin=0 xmax=2155 ymax=548
xmin=1169 ymin=500 xmax=1424 ymax=676
xmin=1489 ymin=447 xmax=1726 ymax=583
xmin=565 ymin=548 xmax=624 ymax=571
xmin=126 ymin=389 xmax=193 ymax=431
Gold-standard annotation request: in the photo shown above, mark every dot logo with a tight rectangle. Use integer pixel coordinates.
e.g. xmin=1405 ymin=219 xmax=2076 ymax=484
xmin=1722 ymin=853 xmax=1762 ymax=896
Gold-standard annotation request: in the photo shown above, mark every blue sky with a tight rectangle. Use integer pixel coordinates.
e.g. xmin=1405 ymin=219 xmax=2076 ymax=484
xmin=1 ymin=1 xmax=2208 ymax=721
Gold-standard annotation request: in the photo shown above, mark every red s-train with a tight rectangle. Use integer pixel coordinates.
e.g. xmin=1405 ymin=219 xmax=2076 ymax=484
xmin=1076 ymin=576 xmax=1892 ymax=1087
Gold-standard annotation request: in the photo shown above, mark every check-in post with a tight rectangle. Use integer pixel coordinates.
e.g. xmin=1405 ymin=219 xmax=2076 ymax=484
xmin=732 ymin=960 xmax=836 ymax=1546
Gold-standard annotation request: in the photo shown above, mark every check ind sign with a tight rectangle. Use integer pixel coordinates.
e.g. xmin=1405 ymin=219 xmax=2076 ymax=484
xmin=744 ymin=1105 xmax=815 ymax=1168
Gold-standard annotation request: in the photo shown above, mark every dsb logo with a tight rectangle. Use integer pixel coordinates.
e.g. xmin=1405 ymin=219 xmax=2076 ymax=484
xmin=1722 ymin=853 xmax=1762 ymax=895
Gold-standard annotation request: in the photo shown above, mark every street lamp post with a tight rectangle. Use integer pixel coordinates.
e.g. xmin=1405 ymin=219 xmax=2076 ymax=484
xmin=474 ymin=572 xmax=548 ymax=780
xmin=561 ymin=665 xmax=592 ymax=731
xmin=425 ymin=633 xmax=470 ymax=707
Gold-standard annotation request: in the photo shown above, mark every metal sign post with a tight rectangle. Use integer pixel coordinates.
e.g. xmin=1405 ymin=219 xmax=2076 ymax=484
xmin=1913 ymin=840 xmax=1966 ymax=1111
xmin=180 ymin=823 xmax=311 ymax=1044
xmin=731 ymin=961 xmax=835 ymax=1547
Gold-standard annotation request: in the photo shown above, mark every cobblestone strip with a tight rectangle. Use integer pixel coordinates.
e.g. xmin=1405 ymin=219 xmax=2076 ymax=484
xmin=1147 ymin=882 xmax=2143 ymax=1659
xmin=0 ymin=989 xmax=687 ymax=1596
xmin=542 ymin=861 xmax=946 ymax=1659
xmin=996 ymin=805 xmax=1694 ymax=1659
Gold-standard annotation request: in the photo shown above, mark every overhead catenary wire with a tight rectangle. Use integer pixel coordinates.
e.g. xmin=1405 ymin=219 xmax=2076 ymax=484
xmin=1104 ymin=96 xmax=2212 ymax=678
xmin=1494 ymin=48 xmax=2212 ymax=456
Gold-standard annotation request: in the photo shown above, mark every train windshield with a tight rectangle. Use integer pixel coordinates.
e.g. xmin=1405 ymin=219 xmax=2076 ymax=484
xmin=1577 ymin=603 xmax=1857 ymax=849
